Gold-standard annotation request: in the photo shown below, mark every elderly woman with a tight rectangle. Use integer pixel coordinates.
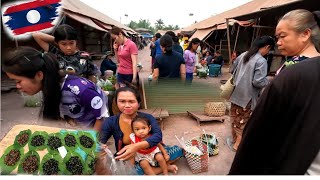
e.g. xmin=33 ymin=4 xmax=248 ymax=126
xmin=229 ymin=9 xmax=320 ymax=175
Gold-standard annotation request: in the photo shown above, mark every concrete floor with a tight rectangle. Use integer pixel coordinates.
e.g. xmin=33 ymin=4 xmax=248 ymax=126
xmin=0 ymin=45 xmax=235 ymax=175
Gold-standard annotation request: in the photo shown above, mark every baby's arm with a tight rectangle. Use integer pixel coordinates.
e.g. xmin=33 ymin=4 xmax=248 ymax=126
xmin=157 ymin=143 xmax=170 ymax=161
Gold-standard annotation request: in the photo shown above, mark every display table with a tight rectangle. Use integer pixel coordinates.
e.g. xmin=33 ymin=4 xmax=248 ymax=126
xmin=138 ymin=108 xmax=169 ymax=130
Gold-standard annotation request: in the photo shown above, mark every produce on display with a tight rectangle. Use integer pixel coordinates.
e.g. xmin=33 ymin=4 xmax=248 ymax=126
xmin=47 ymin=133 xmax=63 ymax=154
xmin=0 ymin=145 xmax=24 ymax=174
xmin=1 ymin=129 xmax=99 ymax=175
xmin=18 ymin=150 xmax=40 ymax=174
xmin=28 ymin=131 xmax=48 ymax=151
xmin=40 ymin=153 xmax=64 ymax=175
xmin=14 ymin=129 xmax=31 ymax=148
xmin=64 ymin=152 xmax=85 ymax=175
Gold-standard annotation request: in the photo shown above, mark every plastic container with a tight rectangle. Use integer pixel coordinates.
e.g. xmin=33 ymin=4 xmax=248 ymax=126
xmin=208 ymin=64 xmax=221 ymax=77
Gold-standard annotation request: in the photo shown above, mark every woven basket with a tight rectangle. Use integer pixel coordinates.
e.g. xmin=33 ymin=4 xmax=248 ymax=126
xmin=204 ymin=102 xmax=226 ymax=117
xmin=184 ymin=139 xmax=209 ymax=174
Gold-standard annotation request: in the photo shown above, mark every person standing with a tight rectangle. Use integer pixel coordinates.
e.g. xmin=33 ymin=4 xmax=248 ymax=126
xmin=183 ymin=38 xmax=201 ymax=83
xmin=165 ymin=31 xmax=183 ymax=55
xmin=111 ymin=26 xmax=138 ymax=88
xmin=229 ymin=9 xmax=320 ymax=175
xmin=152 ymin=35 xmax=186 ymax=83
xmin=228 ymin=36 xmax=275 ymax=151
xmin=153 ymin=33 xmax=163 ymax=58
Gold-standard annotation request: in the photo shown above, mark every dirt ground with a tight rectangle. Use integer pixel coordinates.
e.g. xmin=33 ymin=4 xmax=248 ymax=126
xmin=0 ymin=45 xmax=235 ymax=175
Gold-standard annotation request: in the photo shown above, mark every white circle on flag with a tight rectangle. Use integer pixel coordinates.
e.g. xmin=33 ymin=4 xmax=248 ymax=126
xmin=26 ymin=10 xmax=41 ymax=24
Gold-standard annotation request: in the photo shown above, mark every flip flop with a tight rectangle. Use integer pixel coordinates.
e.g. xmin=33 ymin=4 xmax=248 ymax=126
xmin=226 ymin=137 xmax=236 ymax=152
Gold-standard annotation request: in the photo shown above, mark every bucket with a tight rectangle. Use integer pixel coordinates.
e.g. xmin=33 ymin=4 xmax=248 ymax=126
xmin=208 ymin=64 xmax=221 ymax=77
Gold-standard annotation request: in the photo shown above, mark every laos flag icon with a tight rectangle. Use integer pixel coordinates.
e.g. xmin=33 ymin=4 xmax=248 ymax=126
xmin=2 ymin=0 xmax=61 ymax=36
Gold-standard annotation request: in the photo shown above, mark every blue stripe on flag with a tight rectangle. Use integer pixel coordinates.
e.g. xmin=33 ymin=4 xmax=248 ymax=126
xmin=5 ymin=3 xmax=60 ymax=30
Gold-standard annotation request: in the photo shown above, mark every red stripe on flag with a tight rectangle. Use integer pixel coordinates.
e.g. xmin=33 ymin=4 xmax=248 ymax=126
xmin=12 ymin=22 xmax=53 ymax=35
xmin=4 ymin=0 xmax=61 ymax=14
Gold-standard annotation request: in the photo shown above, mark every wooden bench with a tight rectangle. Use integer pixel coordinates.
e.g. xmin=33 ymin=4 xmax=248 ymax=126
xmin=187 ymin=111 xmax=226 ymax=126
xmin=139 ymin=108 xmax=169 ymax=130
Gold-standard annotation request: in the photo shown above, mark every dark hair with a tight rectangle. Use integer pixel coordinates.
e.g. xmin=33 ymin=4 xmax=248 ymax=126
xmin=165 ymin=31 xmax=179 ymax=43
xmin=131 ymin=115 xmax=150 ymax=130
xmin=3 ymin=46 xmax=62 ymax=119
xmin=186 ymin=38 xmax=200 ymax=51
xmin=160 ymin=34 xmax=173 ymax=53
xmin=243 ymin=36 xmax=275 ymax=63
xmin=155 ymin=33 xmax=162 ymax=39
xmin=53 ymin=24 xmax=78 ymax=42
xmin=115 ymin=86 xmax=141 ymax=104
xmin=279 ymin=9 xmax=320 ymax=51
xmin=215 ymin=50 xmax=221 ymax=54
xmin=233 ymin=50 xmax=241 ymax=57
xmin=110 ymin=26 xmax=127 ymax=37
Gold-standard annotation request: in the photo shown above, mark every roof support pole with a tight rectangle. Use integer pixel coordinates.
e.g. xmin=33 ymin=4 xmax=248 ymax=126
xmin=226 ymin=18 xmax=232 ymax=65
xmin=233 ymin=24 xmax=240 ymax=52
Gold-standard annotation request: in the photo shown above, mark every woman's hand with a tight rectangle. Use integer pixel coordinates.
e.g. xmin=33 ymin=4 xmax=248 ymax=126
xmin=113 ymin=42 xmax=119 ymax=51
xmin=115 ymin=143 xmax=139 ymax=161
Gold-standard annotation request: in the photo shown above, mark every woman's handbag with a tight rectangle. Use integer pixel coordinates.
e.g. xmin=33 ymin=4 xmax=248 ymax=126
xmin=220 ymin=76 xmax=235 ymax=100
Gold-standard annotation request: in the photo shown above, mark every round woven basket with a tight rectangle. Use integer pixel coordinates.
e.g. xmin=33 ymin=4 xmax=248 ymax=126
xmin=204 ymin=102 xmax=226 ymax=117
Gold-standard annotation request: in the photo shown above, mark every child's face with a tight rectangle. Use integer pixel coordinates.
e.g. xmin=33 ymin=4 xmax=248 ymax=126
xmin=132 ymin=121 xmax=151 ymax=139
xmin=57 ymin=40 xmax=77 ymax=55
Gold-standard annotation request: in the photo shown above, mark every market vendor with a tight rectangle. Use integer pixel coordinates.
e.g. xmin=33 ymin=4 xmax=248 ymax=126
xmin=3 ymin=46 xmax=109 ymax=132
xmin=99 ymin=86 xmax=183 ymax=175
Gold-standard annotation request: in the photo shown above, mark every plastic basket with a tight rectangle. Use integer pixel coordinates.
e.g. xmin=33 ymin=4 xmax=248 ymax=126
xmin=184 ymin=139 xmax=209 ymax=174
xmin=208 ymin=64 xmax=221 ymax=77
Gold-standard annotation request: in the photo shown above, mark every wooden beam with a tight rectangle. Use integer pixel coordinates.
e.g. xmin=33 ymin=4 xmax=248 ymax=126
xmin=14 ymin=38 xmax=18 ymax=48
xmin=204 ymin=41 xmax=214 ymax=52
xmin=252 ymin=25 xmax=274 ymax=29
xmin=226 ymin=19 xmax=232 ymax=65
xmin=233 ymin=25 xmax=240 ymax=52
xmin=141 ymin=77 xmax=147 ymax=109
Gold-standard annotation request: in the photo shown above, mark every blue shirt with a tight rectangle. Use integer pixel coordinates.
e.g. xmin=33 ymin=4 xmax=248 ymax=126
xmin=153 ymin=51 xmax=185 ymax=79
xmin=100 ymin=112 xmax=162 ymax=152
xmin=154 ymin=39 xmax=162 ymax=58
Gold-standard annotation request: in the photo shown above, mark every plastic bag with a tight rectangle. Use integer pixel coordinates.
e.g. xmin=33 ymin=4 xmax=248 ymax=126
xmin=175 ymin=135 xmax=203 ymax=156
xmin=95 ymin=148 xmax=137 ymax=175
